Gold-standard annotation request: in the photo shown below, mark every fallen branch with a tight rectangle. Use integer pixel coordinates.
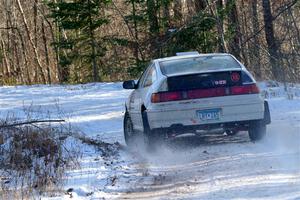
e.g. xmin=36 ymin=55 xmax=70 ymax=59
xmin=0 ymin=119 xmax=65 ymax=129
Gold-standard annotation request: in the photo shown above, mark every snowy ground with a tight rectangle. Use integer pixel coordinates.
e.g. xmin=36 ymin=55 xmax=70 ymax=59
xmin=0 ymin=82 xmax=300 ymax=199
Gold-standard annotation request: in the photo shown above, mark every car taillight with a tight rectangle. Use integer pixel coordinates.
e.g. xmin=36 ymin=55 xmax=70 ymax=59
xmin=151 ymin=84 xmax=260 ymax=103
xmin=231 ymin=84 xmax=260 ymax=95
xmin=151 ymin=91 xmax=182 ymax=103
xmin=187 ymin=88 xmax=226 ymax=99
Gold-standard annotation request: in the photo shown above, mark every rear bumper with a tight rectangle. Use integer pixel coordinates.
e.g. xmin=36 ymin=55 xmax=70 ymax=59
xmin=146 ymin=103 xmax=264 ymax=130
xmin=152 ymin=120 xmax=255 ymax=134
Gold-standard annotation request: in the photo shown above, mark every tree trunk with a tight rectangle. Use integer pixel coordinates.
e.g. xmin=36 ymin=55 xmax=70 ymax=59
xmin=91 ymin=33 xmax=99 ymax=82
xmin=131 ymin=0 xmax=139 ymax=67
xmin=41 ymin=18 xmax=51 ymax=84
xmin=147 ymin=0 xmax=160 ymax=57
xmin=16 ymin=0 xmax=46 ymax=84
xmin=251 ymin=0 xmax=261 ymax=79
xmin=213 ymin=0 xmax=228 ymax=52
xmin=16 ymin=28 xmax=31 ymax=84
xmin=173 ymin=0 xmax=183 ymax=23
xmin=227 ymin=0 xmax=241 ymax=60
xmin=33 ymin=0 xmax=38 ymax=82
xmin=288 ymin=7 xmax=300 ymax=82
xmin=11 ymin=1 xmax=24 ymax=83
xmin=34 ymin=0 xmax=38 ymax=47
xmin=0 ymin=38 xmax=10 ymax=78
xmin=88 ymin=0 xmax=99 ymax=82
xmin=162 ymin=0 xmax=170 ymax=29
xmin=37 ymin=1 xmax=60 ymax=83
xmin=4 ymin=0 xmax=11 ymax=77
xmin=262 ymin=0 xmax=281 ymax=80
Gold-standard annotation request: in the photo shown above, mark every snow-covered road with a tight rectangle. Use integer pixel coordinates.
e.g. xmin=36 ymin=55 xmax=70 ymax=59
xmin=0 ymin=82 xmax=299 ymax=199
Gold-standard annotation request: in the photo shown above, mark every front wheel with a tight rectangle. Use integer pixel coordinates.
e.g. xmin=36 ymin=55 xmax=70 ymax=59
xmin=124 ymin=112 xmax=136 ymax=146
xmin=248 ymin=120 xmax=266 ymax=142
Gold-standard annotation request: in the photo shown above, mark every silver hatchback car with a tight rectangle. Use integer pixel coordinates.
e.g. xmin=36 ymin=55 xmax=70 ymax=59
xmin=123 ymin=53 xmax=271 ymax=147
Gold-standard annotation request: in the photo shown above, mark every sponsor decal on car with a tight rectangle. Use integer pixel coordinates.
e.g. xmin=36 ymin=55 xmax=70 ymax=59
xmin=231 ymin=72 xmax=240 ymax=82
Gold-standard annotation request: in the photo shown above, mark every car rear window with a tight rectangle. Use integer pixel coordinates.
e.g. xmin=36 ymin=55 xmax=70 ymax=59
xmin=159 ymin=55 xmax=241 ymax=76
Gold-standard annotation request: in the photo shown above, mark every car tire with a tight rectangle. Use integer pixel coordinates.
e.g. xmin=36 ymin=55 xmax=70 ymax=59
xmin=124 ymin=112 xmax=136 ymax=147
xmin=142 ymin=111 xmax=162 ymax=151
xmin=248 ymin=120 xmax=266 ymax=142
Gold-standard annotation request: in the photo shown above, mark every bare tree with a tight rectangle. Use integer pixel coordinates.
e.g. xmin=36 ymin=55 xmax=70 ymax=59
xmin=207 ymin=0 xmax=228 ymax=52
xmin=262 ymin=0 xmax=281 ymax=80
xmin=16 ymin=0 xmax=46 ymax=84
xmin=227 ymin=0 xmax=242 ymax=60
xmin=250 ymin=0 xmax=262 ymax=79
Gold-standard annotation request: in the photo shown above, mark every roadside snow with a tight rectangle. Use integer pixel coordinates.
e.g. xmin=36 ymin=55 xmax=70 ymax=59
xmin=0 ymin=82 xmax=299 ymax=199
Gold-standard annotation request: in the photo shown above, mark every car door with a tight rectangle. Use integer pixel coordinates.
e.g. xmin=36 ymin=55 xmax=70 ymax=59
xmin=129 ymin=63 xmax=157 ymax=132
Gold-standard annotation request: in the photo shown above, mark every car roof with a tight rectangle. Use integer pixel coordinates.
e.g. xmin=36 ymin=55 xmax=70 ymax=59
xmin=153 ymin=53 xmax=245 ymax=77
xmin=153 ymin=53 xmax=234 ymax=63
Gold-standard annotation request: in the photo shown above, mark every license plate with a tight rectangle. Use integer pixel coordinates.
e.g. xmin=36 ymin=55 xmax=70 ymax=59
xmin=197 ymin=108 xmax=221 ymax=121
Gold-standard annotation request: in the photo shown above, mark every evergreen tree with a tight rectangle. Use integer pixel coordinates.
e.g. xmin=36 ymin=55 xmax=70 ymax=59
xmin=120 ymin=0 xmax=171 ymax=76
xmin=47 ymin=0 xmax=111 ymax=82
xmin=124 ymin=0 xmax=147 ymax=76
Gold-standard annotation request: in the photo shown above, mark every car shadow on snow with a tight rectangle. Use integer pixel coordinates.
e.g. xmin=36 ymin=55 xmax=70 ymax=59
xmin=163 ymin=131 xmax=250 ymax=149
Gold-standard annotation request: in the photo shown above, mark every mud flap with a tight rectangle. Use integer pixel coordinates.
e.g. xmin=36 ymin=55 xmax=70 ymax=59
xmin=263 ymin=101 xmax=271 ymax=125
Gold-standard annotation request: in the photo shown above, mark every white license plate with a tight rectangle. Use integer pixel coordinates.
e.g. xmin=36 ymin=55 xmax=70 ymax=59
xmin=197 ymin=108 xmax=221 ymax=121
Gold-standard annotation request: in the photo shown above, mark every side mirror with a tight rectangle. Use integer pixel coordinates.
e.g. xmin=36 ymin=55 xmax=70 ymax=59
xmin=123 ymin=80 xmax=137 ymax=89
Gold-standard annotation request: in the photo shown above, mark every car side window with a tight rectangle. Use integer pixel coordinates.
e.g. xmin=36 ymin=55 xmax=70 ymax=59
xmin=138 ymin=65 xmax=151 ymax=88
xmin=143 ymin=65 xmax=157 ymax=88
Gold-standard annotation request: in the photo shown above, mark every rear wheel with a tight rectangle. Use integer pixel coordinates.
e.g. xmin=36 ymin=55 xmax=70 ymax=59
xmin=248 ymin=120 xmax=266 ymax=142
xmin=124 ymin=112 xmax=136 ymax=146
xmin=142 ymin=111 xmax=163 ymax=151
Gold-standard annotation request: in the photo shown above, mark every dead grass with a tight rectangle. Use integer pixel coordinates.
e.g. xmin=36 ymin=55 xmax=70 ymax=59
xmin=0 ymin=115 xmax=80 ymax=199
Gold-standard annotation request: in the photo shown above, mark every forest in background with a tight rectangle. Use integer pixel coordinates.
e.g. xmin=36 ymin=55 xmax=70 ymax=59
xmin=0 ymin=0 xmax=300 ymax=85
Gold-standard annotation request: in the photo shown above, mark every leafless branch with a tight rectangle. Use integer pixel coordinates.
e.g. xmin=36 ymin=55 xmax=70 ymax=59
xmin=0 ymin=119 xmax=65 ymax=129
xmin=241 ymin=0 xmax=298 ymax=47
